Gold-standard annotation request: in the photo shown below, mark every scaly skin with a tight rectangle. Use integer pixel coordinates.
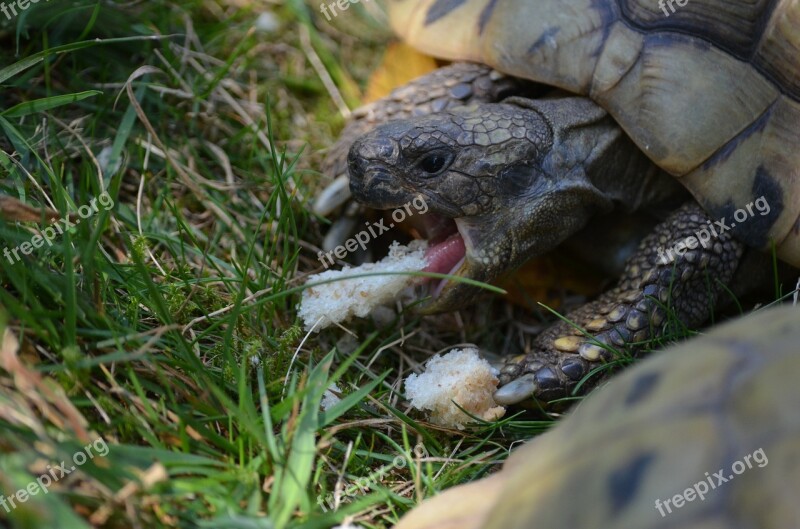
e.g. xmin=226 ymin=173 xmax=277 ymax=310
xmin=348 ymin=90 xmax=680 ymax=316
xmin=343 ymin=64 xmax=751 ymax=405
xmin=316 ymin=63 xmax=539 ymax=238
xmin=495 ymin=202 xmax=744 ymax=403
xmin=322 ymin=63 xmax=538 ymax=183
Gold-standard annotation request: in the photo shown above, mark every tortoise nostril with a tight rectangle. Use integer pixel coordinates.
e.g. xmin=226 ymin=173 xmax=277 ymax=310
xmin=347 ymin=136 xmax=399 ymax=187
xmin=347 ymin=136 xmax=398 ymax=202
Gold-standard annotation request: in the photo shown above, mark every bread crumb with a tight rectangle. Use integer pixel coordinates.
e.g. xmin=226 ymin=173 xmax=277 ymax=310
xmin=405 ymin=348 xmax=506 ymax=429
xmin=298 ymin=241 xmax=427 ymax=331
xmin=321 ymin=383 xmax=342 ymax=411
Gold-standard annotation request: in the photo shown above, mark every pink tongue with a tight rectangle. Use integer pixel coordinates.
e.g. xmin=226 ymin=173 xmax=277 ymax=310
xmin=423 ymin=233 xmax=466 ymax=275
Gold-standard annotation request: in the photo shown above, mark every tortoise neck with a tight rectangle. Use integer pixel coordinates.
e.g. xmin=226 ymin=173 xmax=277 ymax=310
xmin=520 ymin=96 xmax=682 ymax=213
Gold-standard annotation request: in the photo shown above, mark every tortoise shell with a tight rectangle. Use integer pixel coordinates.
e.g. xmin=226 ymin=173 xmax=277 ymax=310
xmin=394 ymin=305 xmax=800 ymax=529
xmin=387 ymin=0 xmax=800 ymax=266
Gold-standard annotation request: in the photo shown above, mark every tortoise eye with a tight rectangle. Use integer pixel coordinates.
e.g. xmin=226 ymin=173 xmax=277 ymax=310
xmin=418 ymin=151 xmax=451 ymax=175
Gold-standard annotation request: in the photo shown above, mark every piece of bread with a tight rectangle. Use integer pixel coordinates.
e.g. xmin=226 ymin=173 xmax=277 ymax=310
xmin=405 ymin=348 xmax=506 ymax=429
xmin=298 ymin=241 xmax=427 ymax=331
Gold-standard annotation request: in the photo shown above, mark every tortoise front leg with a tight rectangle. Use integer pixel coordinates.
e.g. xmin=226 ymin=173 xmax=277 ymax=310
xmin=494 ymin=202 xmax=745 ymax=405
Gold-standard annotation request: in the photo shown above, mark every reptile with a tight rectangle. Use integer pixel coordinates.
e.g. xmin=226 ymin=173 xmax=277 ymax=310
xmin=322 ymin=0 xmax=800 ymax=405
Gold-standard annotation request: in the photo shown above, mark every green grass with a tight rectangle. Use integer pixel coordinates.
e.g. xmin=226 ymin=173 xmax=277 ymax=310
xmin=0 ymin=2 xmax=794 ymax=528
xmin=0 ymin=2 xmax=541 ymax=527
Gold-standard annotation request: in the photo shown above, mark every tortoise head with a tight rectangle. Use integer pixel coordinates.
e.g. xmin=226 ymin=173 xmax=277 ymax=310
xmin=348 ymin=99 xmax=617 ymax=313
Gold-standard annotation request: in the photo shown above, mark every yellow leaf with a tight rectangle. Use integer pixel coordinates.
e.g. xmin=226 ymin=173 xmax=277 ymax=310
xmin=498 ymin=254 xmax=605 ymax=310
xmin=0 ymin=195 xmax=59 ymax=222
xmin=365 ymin=42 xmax=439 ymax=102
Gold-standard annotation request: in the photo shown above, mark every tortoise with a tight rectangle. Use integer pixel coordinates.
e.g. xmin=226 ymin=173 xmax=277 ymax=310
xmin=392 ymin=304 xmax=800 ymax=529
xmin=322 ymin=0 xmax=800 ymax=405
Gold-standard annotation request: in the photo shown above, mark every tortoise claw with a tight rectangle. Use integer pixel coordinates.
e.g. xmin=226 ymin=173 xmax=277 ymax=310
xmin=313 ymin=174 xmax=352 ymax=217
xmin=495 ymin=360 xmax=575 ymax=405
xmin=493 ymin=373 xmax=537 ymax=405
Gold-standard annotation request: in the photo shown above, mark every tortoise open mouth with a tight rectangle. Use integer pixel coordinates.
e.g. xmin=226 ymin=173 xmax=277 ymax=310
xmin=411 ymin=213 xmax=470 ymax=302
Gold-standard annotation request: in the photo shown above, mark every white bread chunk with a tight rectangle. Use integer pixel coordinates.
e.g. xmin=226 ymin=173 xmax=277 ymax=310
xmin=298 ymin=241 xmax=427 ymax=331
xmin=405 ymin=348 xmax=506 ymax=429
xmin=321 ymin=383 xmax=342 ymax=411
